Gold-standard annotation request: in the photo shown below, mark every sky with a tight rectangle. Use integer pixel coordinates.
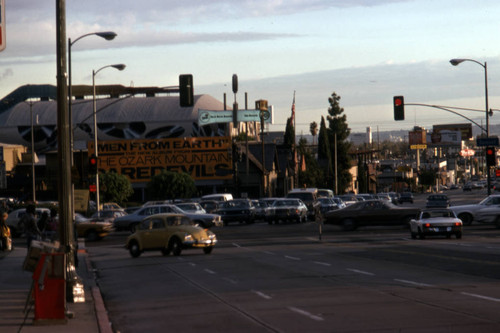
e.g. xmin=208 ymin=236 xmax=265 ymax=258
xmin=1 ymin=0 xmax=500 ymax=135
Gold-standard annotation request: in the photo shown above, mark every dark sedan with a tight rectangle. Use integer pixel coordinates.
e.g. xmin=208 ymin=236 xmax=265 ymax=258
xmin=323 ymin=200 xmax=421 ymax=231
xmin=217 ymin=199 xmax=256 ymax=225
xmin=266 ymin=198 xmax=308 ymax=224
xmin=425 ymin=194 xmax=450 ymax=208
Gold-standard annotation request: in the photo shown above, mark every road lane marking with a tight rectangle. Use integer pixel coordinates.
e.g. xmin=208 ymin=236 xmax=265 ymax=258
xmin=252 ymin=290 xmax=272 ymax=300
xmin=287 ymin=306 xmax=324 ymax=321
xmin=232 ymin=243 xmax=242 ymax=247
xmin=347 ymin=268 xmax=374 ymax=276
xmin=461 ymin=292 xmax=500 ymax=302
xmin=188 ymin=262 xmax=196 ymax=267
xmin=205 ymin=269 xmax=216 ymax=274
xmin=224 ymin=278 xmax=238 ymax=284
xmin=285 ymin=255 xmax=301 ymax=261
xmin=394 ymin=279 xmax=433 ymax=287
xmin=262 ymin=251 xmax=275 ymax=255
xmin=314 ymin=261 xmax=331 ymax=266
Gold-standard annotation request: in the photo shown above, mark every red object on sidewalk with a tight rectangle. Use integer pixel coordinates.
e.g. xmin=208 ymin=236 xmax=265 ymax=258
xmin=32 ymin=252 xmax=67 ymax=324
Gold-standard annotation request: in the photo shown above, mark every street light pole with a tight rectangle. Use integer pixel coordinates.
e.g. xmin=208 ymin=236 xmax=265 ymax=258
xmin=450 ymin=58 xmax=492 ymax=195
xmin=92 ymin=64 xmax=126 ymax=213
xmin=29 ymin=101 xmax=36 ymax=203
xmin=68 ymin=31 xmax=117 ymax=151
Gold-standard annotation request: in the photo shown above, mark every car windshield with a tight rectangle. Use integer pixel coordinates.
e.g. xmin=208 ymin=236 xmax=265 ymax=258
xmin=274 ymin=200 xmax=299 ymax=207
xmin=421 ymin=210 xmax=455 ymax=218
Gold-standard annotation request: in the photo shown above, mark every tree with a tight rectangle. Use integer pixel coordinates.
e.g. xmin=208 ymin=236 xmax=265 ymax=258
xmin=326 ymin=92 xmax=352 ymax=193
xmin=283 ymin=116 xmax=295 ymax=149
xmin=317 ymin=116 xmax=333 ymax=188
xmin=297 ymin=137 xmax=324 ymax=187
xmin=146 ymin=170 xmax=196 ymax=200
xmin=99 ymin=171 xmax=134 ymax=206
xmin=309 ymin=121 xmax=318 ymax=145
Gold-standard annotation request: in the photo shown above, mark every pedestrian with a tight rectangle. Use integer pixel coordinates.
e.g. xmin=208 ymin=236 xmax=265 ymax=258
xmin=21 ymin=204 xmax=40 ymax=249
xmin=0 ymin=212 xmax=11 ymax=251
xmin=46 ymin=208 xmax=59 ymax=241
xmin=37 ymin=211 xmax=49 ymax=240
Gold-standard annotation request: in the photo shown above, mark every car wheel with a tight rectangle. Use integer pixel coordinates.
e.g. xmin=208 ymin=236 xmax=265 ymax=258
xmin=418 ymin=228 xmax=425 ymax=239
xmin=341 ymin=219 xmax=356 ymax=231
xmin=86 ymin=229 xmax=99 ymax=242
xmin=161 ymin=247 xmax=171 ymax=256
xmin=128 ymin=241 xmax=141 ymax=258
xmin=169 ymin=238 xmax=183 ymax=256
xmin=457 ymin=213 xmax=472 ymax=226
xmin=203 ymin=246 xmax=213 ymax=254
xmin=495 ymin=217 xmax=500 ymax=229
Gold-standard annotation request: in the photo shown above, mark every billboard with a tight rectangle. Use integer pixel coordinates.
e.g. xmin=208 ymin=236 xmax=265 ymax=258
xmin=427 ymin=123 xmax=472 ymax=147
xmin=88 ymin=136 xmax=233 ymax=183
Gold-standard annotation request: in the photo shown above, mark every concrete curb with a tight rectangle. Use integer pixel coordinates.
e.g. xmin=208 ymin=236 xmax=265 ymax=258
xmin=84 ymin=248 xmax=113 ymax=333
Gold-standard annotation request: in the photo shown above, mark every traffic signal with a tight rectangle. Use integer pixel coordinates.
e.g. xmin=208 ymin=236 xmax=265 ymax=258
xmin=179 ymin=74 xmax=194 ymax=107
xmin=89 ymin=154 xmax=98 ymax=175
xmin=486 ymin=147 xmax=496 ymax=167
xmin=393 ymin=96 xmax=404 ymax=121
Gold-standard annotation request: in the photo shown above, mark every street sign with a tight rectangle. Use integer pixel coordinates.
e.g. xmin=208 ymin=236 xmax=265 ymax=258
xmin=198 ymin=109 xmax=272 ymax=125
xmin=0 ymin=0 xmax=5 ymax=52
xmin=477 ymin=137 xmax=499 ymax=147
xmin=460 ymin=149 xmax=475 ymax=157
xmin=410 ymin=144 xmax=427 ymax=150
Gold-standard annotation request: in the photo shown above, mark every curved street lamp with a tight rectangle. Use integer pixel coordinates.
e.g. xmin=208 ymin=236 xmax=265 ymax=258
xmin=68 ymin=31 xmax=117 ymax=155
xmin=450 ymin=58 xmax=491 ymax=194
xmin=92 ymin=64 xmax=126 ymax=213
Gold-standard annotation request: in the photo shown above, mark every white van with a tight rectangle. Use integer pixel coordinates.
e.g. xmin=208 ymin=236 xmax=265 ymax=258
xmin=201 ymin=193 xmax=234 ymax=202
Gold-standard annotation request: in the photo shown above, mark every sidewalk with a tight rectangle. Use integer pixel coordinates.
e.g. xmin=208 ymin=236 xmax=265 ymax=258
xmin=0 ymin=240 xmax=111 ymax=333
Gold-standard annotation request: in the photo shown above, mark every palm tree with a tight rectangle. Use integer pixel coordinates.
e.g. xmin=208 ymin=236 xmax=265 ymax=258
xmin=309 ymin=121 xmax=318 ymax=145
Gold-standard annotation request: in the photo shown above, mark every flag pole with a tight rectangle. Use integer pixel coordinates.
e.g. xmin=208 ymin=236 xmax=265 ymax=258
xmin=292 ymin=91 xmax=297 ymax=188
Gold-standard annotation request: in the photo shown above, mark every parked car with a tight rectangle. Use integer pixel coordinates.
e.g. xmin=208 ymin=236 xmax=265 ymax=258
xmin=462 ymin=183 xmax=472 ymax=192
xmin=126 ymin=213 xmax=217 ymax=257
xmin=317 ymin=197 xmax=341 ymax=215
xmin=75 ymin=213 xmax=114 ymax=241
xmin=450 ymin=194 xmax=500 ymax=226
xmin=398 ymin=192 xmax=414 ymax=204
xmin=410 ymin=209 xmax=462 ymax=239
xmin=317 ymin=189 xmax=334 ymax=198
xmin=286 ymin=188 xmax=321 ymax=221
xmin=323 ymin=200 xmax=420 ymax=231
xmin=6 ymin=207 xmax=51 ymax=237
xmin=199 ymin=200 xmax=219 ymax=214
xmin=425 ymin=194 xmax=450 ymax=208
xmin=266 ymin=198 xmax=308 ymax=224
xmin=337 ymin=194 xmax=358 ymax=206
xmin=252 ymin=200 xmax=270 ymax=221
xmin=216 ymin=199 xmax=256 ymax=225
xmin=175 ymin=202 xmax=207 ymax=214
xmin=331 ymin=197 xmax=346 ymax=209
xmin=91 ymin=209 xmax=127 ymax=223
xmin=201 ymin=193 xmax=233 ymax=202
xmin=114 ymin=204 xmax=222 ymax=231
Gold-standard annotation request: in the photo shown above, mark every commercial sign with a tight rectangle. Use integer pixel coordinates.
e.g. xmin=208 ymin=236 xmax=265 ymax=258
xmin=88 ymin=136 xmax=233 ymax=183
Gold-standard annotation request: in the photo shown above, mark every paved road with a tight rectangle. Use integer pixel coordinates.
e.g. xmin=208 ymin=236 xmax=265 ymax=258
xmin=87 ymin=191 xmax=500 ymax=333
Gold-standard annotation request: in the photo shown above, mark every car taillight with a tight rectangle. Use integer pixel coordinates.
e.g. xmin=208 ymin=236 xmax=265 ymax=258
xmin=454 ymin=222 xmax=461 ymax=226
xmin=424 ymin=223 xmax=431 ymax=228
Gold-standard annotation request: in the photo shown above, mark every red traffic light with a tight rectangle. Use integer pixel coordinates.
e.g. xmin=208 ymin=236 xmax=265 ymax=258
xmin=394 ymin=97 xmax=403 ymax=106
xmin=89 ymin=154 xmax=98 ymax=174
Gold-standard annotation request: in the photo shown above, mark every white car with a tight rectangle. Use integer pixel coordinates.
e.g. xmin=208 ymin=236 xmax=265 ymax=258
xmin=410 ymin=209 xmax=462 ymax=239
xmin=450 ymin=194 xmax=500 ymax=226
xmin=6 ymin=207 xmax=51 ymax=237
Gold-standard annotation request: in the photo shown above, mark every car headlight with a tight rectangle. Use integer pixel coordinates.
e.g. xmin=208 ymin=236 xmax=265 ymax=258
xmin=184 ymin=234 xmax=194 ymax=242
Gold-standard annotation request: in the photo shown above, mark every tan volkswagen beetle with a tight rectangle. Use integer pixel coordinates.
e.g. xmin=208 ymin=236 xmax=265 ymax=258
xmin=126 ymin=213 xmax=217 ymax=257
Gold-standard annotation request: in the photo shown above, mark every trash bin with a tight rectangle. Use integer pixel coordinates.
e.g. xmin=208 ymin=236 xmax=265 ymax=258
xmin=32 ymin=252 xmax=67 ymax=325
